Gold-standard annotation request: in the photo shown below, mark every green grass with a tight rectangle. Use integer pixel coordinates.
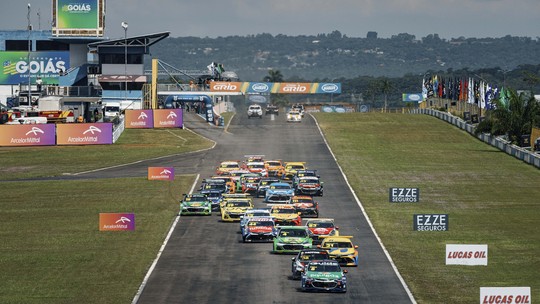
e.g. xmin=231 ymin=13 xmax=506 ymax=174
xmin=0 ymin=128 xmax=214 ymax=180
xmin=314 ymin=112 xmax=540 ymax=303
xmin=0 ymin=176 xmax=195 ymax=304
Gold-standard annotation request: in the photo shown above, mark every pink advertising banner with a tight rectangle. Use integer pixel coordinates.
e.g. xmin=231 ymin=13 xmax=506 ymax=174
xmin=125 ymin=110 xmax=154 ymax=129
xmin=153 ymin=109 xmax=183 ymax=128
xmin=0 ymin=124 xmax=56 ymax=146
xmin=56 ymin=123 xmax=113 ymax=145
xmin=148 ymin=167 xmax=175 ymax=180
xmin=99 ymin=213 xmax=135 ymax=231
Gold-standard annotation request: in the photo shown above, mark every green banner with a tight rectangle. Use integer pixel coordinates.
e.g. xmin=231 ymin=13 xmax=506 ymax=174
xmin=0 ymin=51 xmax=69 ymax=85
xmin=57 ymin=0 xmax=98 ymax=29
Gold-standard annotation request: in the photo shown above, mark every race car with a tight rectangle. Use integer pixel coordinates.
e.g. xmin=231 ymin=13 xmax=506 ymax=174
xmin=265 ymin=104 xmax=279 ymax=115
xmin=216 ymin=160 xmax=242 ymax=175
xmin=239 ymin=209 xmax=273 ymax=234
xmin=264 ymin=160 xmax=284 ymax=177
xmin=245 ymin=161 xmax=268 ymax=177
xmin=292 ymin=169 xmax=319 ymax=188
xmin=210 ymin=175 xmax=237 ymax=193
xmin=179 ymin=193 xmax=212 ymax=216
xmin=291 ymin=249 xmax=330 ymax=280
xmin=287 ymin=110 xmax=302 ymax=122
xmin=272 ymin=225 xmax=312 ymax=254
xmin=242 ymin=217 xmax=277 ymax=243
xmin=301 ymin=260 xmax=347 ymax=293
xmin=256 ymin=177 xmax=280 ymax=198
xmin=244 ymin=155 xmax=265 ymax=163
xmin=241 ymin=175 xmax=262 ymax=195
xmin=221 ymin=198 xmax=254 ymax=222
xmin=305 ymin=218 xmax=339 ymax=245
xmin=278 ymin=162 xmax=307 ymax=181
xmin=237 ymin=173 xmax=262 ymax=193
xmin=270 ymin=204 xmax=302 ymax=226
xmin=291 ymin=103 xmax=305 ymax=117
xmin=247 ymin=104 xmax=263 ymax=118
xmin=264 ymin=182 xmax=294 ymax=204
xmin=219 ymin=193 xmax=252 ymax=210
xmin=295 ymin=176 xmax=324 ymax=196
xmin=290 ymin=195 xmax=319 ymax=218
xmin=319 ymin=236 xmax=359 ymax=267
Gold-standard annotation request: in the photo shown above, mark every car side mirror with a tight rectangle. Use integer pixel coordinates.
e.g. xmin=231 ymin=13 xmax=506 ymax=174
xmin=354 ymin=245 xmax=359 ymax=249
xmin=336 ymin=226 xmax=339 ymax=230
xmin=316 ymin=245 xmax=321 ymax=248
xmin=291 ymin=257 xmax=296 ymax=261
xmin=343 ymin=269 xmax=348 ymax=274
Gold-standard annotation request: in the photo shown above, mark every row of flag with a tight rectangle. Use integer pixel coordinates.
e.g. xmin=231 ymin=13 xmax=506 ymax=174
xmin=422 ymin=75 xmax=511 ymax=110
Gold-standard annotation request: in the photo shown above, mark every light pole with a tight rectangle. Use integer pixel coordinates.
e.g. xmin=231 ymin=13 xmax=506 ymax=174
xmin=27 ymin=3 xmax=32 ymax=107
xmin=121 ymin=22 xmax=128 ymax=104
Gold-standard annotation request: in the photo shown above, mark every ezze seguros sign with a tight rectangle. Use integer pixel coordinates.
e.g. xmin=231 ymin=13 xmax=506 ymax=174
xmin=389 ymin=187 xmax=420 ymax=203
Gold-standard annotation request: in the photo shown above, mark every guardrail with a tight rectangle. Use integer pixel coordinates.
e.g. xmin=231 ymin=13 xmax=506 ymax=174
xmin=112 ymin=116 xmax=125 ymax=143
xmin=412 ymin=108 xmax=540 ymax=168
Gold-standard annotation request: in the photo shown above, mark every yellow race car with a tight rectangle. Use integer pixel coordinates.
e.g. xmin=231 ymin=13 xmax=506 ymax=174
xmin=264 ymin=160 xmax=284 ymax=177
xmin=270 ymin=204 xmax=302 ymax=226
xmin=216 ymin=160 xmax=242 ymax=175
xmin=221 ymin=198 xmax=254 ymax=222
xmin=319 ymin=236 xmax=358 ymax=267
xmin=278 ymin=162 xmax=307 ymax=180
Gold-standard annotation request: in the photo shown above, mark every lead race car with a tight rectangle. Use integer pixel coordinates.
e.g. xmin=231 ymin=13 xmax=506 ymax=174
xmin=301 ymin=260 xmax=347 ymax=293
xmin=295 ymin=176 xmax=324 ymax=196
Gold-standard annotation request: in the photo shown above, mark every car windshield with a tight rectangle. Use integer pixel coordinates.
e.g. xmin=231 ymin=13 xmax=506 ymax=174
xmin=203 ymin=184 xmax=226 ymax=190
xmin=324 ymin=242 xmax=352 ymax=248
xmin=226 ymin=201 xmax=251 ymax=207
xmin=307 ymin=222 xmax=334 ymax=228
xmin=279 ymin=229 xmax=307 ymax=237
xmin=292 ymin=198 xmax=313 ymax=204
xmin=248 ymin=164 xmax=265 ymax=169
xmin=271 ymin=185 xmax=291 ymax=190
xmin=300 ymin=253 xmax=329 ymax=260
xmin=221 ymin=163 xmax=239 ymax=169
xmin=185 ymin=196 xmax=206 ymax=202
xmin=308 ymin=264 xmax=340 ymax=272
xmin=206 ymin=193 xmax=221 ymax=199
xmin=267 ymin=161 xmax=281 ymax=166
xmin=272 ymin=208 xmax=295 ymax=214
xmin=287 ymin=165 xmax=304 ymax=170
xmin=299 ymin=178 xmax=317 ymax=183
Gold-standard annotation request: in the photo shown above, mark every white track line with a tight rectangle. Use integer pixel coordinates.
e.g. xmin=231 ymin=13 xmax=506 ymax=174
xmin=311 ymin=114 xmax=416 ymax=303
xmin=131 ymin=174 xmax=200 ymax=304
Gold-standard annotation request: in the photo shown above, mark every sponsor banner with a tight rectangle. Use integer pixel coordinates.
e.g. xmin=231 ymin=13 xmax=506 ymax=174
xmin=480 ymin=287 xmax=531 ymax=304
xmin=56 ymin=0 xmax=99 ymax=30
xmin=148 ymin=167 xmax=175 ymax=181
xmin=125 ymin=110 xmax=154 ymax=129
xmin=389 ymin=187 xmax=420 ymax=203
xmin=0 ymin=51 xmax=69 ymax=85
xmin=99 ymin=213 xmax=135 ymax=231
xmin=209 ymin=82 xmax=341 ymax=94
xmin=153 ymin=109 xmax=183 ymax=128
xmin=402 ymin=93 xmax=423 ymax=102
xmin=0 ymin=124 xmax=56 ymax=146
xmin=446 ymin=244 xmax=488 ymax=266
xmin=414 ymin=214 xmax=448 ymax=231
xmin=245 ymin=82 xmax=272 ymax=94
xmin=321 ymin=105 xmax=355 ymax=113
xmin=209 ymin=81 xmax=242 ymax=92
xmin=56 ymin=123 xmax=113 ymax=145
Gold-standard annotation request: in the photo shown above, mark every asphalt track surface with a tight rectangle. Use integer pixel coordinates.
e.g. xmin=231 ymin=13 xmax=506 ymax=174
xmin=77 ymin=105 xmax=414 ymax=303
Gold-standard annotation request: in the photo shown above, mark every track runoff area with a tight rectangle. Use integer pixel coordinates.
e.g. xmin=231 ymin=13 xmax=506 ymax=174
xmin=133 ymin=109 xmax=414 ymax=303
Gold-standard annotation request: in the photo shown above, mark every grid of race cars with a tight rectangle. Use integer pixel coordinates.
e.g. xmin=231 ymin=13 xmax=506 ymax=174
xmin=179 ymin=155 xmax=358 ymax=293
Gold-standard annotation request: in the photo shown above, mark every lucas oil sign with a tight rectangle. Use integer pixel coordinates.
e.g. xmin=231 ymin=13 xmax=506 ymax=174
xmin=389 ymin=187 xmax=419 ymax=202
xmin=414 ymin=214 xmax=448 ymax=231
xmin=446 ymin=244 xmax=488 ymax=266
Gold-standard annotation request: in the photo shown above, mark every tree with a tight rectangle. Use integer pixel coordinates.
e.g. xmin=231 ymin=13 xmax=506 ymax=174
xmin=263 ymin=70 xmax=284 ymax=82
xmin=379 ymin=78 xmax=393 ymax=112
xmin=481 ymin=89 xmax=540 ymax=144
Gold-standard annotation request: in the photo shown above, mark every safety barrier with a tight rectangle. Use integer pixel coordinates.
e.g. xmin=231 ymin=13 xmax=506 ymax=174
xmin=412 ymin=108 xmax=540 ymax=169
xmin=113 ymin=116 xmax=125 ymax=143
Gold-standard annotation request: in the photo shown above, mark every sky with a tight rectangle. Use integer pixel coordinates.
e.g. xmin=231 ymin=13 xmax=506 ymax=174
xmin=1 ymin=0 xmax=539 ymax=41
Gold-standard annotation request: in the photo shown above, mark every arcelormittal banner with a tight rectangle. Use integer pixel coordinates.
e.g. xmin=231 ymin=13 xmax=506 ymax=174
xmin=0 ymin=124 xmax=56 ymax=147
xmin=125 ymin=110 xmax=154 ymax=128
xmin=56 ymin=123 xmax=113 ymax=145
xmin=153 ymin=109 xmax=183 ymax=128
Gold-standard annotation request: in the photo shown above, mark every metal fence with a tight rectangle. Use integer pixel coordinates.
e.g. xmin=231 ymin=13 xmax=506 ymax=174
xmin=412 ymin=108 xmax=540 ymax=169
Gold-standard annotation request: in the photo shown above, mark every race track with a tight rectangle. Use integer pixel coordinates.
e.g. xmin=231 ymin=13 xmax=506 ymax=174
xmin=77 ymin=105 xmax=414 ymax=303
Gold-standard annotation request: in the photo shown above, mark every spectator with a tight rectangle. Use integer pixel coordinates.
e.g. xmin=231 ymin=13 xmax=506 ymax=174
xmin=36 ymin=77 xmax=43 ymax=92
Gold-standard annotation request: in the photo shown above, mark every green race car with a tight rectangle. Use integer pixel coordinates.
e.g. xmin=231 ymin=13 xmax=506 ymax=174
xmin=272 ymin=226 xmax=312 ymax=254
xmin=180 ymin=193 xmax=212 ymax=216
xmin=301 ymin=260 xmax=347 ymax=293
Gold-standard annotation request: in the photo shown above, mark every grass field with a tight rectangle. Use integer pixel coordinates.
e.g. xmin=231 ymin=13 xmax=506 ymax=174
xmin=314 ymin=112 xmax=539 ymax=303
xmin=0 ymin=127 xmax=212 ymax=303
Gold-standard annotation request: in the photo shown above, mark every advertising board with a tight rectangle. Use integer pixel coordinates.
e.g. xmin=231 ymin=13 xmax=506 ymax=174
xmin=0 ymin=51 xmax=69 ymax=85
xmin=125 ymin=110 xmax=154 ymax=129
xmin=0 ymin=124 xmax=56 ymax=146
xmin=148 ymin=167 xmax=175 ymax=181
xmin=99 ymin=213 xmax=135 ymax=231
xmin=56 ymin=123 xmax=113 ymax=145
